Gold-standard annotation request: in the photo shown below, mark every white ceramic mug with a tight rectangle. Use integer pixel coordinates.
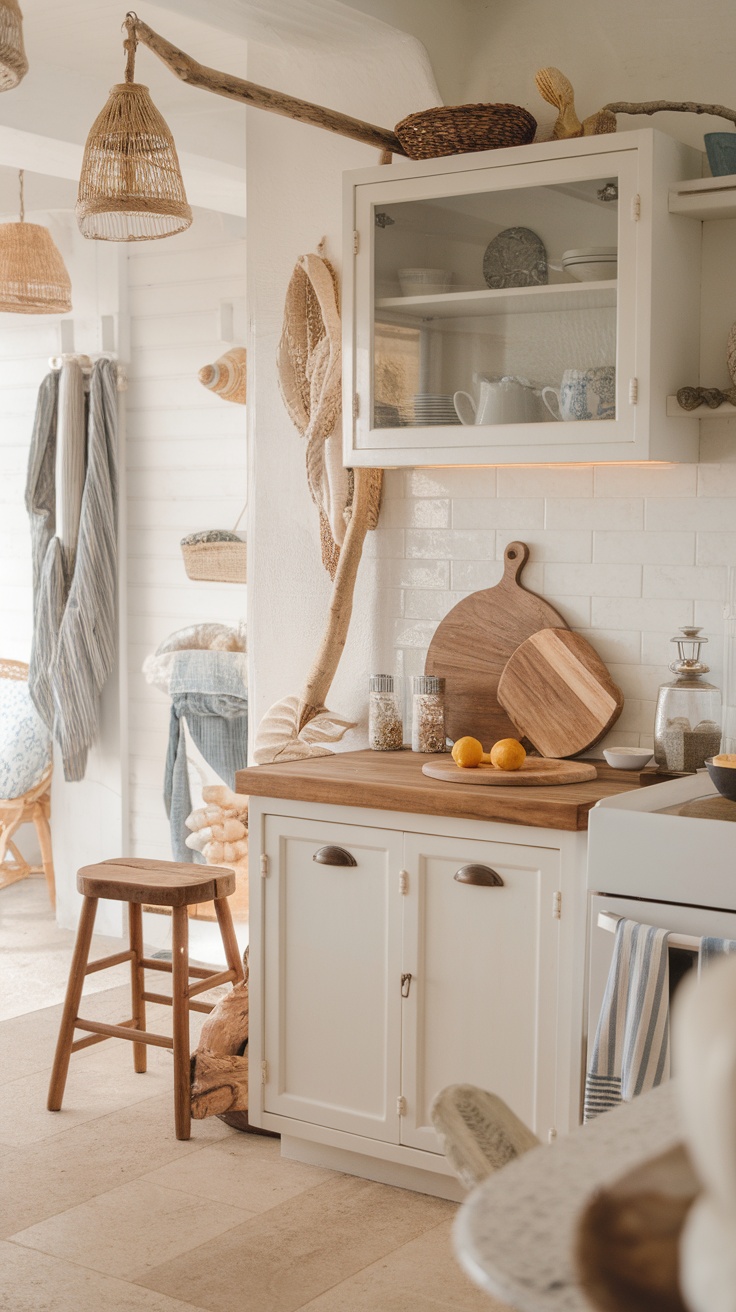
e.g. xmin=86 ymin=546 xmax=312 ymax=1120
xmin=453 ymin=375 xmax=544 ymax=425
xmin=542 ymin=366 xmax=616 ymax=422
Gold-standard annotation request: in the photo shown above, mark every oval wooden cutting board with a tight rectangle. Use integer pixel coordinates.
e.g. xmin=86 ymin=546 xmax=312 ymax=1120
xmin=422 ymin=757 xmax=598 ymax=787
xmin=425 ymin=541 xmax=568 ymax=746
xmin=497 ymin=628 xmax=623 ymax=759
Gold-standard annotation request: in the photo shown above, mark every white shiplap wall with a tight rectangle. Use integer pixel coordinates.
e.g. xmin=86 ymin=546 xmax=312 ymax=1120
xmin=126 ymin=209 xmax=247 ymax=863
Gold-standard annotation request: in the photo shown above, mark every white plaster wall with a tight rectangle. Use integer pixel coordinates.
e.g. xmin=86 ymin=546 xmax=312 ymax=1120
xmin=247 ymin=6 xmax=736 ymax=756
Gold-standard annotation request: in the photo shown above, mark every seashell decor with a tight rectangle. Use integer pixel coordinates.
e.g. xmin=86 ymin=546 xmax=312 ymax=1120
xmin=198 ymin=346 xmax=246 ymax=405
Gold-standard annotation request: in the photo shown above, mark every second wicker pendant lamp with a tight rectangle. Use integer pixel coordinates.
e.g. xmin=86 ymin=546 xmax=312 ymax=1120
xmin=76 ymin=13 xmax=192 ymax=242
xmin=0 ymin=171 xmax=72 ymax=314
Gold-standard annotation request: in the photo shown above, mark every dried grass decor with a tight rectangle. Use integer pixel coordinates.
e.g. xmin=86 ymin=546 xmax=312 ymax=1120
xmin=0 ymin=172 xmax=72 ymax=314
xmin=0 ymin=0 xmax=28 ymax=92
xmin=76 ymin=13 xmax=192 ymax=242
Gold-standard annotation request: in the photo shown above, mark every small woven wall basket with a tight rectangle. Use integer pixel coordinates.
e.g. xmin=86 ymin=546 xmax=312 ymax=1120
xmin=395 ymin=103 xmax=537 ymax=160
xmin=0 ymin=0 xmax=28 ymax=91
xmin=181 ymin=539 xmax=247 ymax=585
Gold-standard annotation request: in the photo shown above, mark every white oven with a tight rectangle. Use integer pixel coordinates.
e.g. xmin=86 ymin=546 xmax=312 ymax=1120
xmin=586 ymin=772 xmax=736 ymax=1069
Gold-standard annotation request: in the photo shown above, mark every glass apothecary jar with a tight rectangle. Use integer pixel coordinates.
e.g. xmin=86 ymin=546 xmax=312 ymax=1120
xmin=368 ymin=675 xmax=403 ymax=751
xmin=653 ymin=627 xmax=722 ymax=772
xmin=411 ymin=675 xmax=446 ymax=753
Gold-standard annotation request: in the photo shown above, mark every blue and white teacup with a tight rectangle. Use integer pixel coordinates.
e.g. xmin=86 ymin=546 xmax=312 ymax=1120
xmin=542 ymin=366 xmax=616 ymax=421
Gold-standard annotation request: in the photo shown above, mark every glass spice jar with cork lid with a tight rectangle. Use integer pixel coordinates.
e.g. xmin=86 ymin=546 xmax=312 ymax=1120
xmin=368 ymin=675 xmax=403 ymax=751
xmin=411 ymin=675 xmax=446 ymax=753
xmin=653 ymin=627 xmax=722 ymax=772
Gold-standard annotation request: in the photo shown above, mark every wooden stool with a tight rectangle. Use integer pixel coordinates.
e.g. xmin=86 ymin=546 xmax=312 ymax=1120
xmin=47 ymin=858 xmax=244 ymax=1140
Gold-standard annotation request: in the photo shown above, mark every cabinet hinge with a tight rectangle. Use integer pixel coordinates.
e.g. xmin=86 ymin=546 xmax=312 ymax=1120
xmin=260 ymin=854 xmax=269 ymax=878
xmin=353 ymin=394 xmax=360 ymax=420
xmin=397 ymin=1095 xmax=407 ymax=1116
xmin=261 ymin=1060 xmax=268 ymax=1084
xmin=547 ymin=1126 xmax=558 ymax=1144
xmin=399 ymin=869 xmax=409 ymax=894
xmin=353 ymin=230 xmax=360 ymax=255
xmin=552 ymin=890 xmax=562 ymax=920
xmin=631 ymin=193 xmax=641 ymax=221
xmin=629 ymin=377 xmax=639 ymax=405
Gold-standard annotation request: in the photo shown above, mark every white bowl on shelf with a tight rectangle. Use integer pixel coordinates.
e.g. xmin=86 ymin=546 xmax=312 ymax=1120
xmin=603 ymin=747 xmax=654 ymax=770
xmin=398 ymin=267 xmax=454 ymax=297
xmin=561 ymin=247 xmax=617 ymax=283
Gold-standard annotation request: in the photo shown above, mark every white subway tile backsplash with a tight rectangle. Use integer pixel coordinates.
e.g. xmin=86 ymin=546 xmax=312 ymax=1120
xmin=544 ymin=563 xmax=642 ymax=598
xmin=697 ymin=464 xmax=736 ymax=497
xmin=452 ymin=499 xmax=544 ymax=529
xmin=576 ymin=629 xmax=642 ymax=665
xmin=591 ymin=597 xmax=693 ymax=631
xmin=404 ymin=590 xmax=463 ymax=621
xmin=393 ymin=619 xmax=437 ymax=648
xmin=367 ymin=558 xmax=451 ymax=589
xmin=545 ymin=595 xmax=591 ymax=628
xmin=379 ymin=498 xmax=450 ymax=528
xmin=641 ymin=631 xmax=677 ymax=667
xmin=499 ymin=531 xmax=592 ymax=563
xmin=594 ymin=464 xmax=698 ymax=498
xmin=406 ymin=528 xmax=495 ymax=559
xmin=609 ymin=664 xmax=663 ymax=702
xmin=497 ymin=466 xmax=594 ymax=498
xmin=405 ymin=468 xmax=497 ymax=499
xmin=645 ymin=499 xmax=736 ymax=532
xmin=451 ymin=559 xmax=504 ymax=591
xmin=546 ymin=498 xmax=644 ymax=530
xmin=642 ymin=564 xmax=727 ymax=601
xmin=594 ymin=531 xmax=695 ymax=565
xmin=364 ymin=528 xmax=405 ymax=557
xmin=696 ymin=533 xmax=736 ymax=566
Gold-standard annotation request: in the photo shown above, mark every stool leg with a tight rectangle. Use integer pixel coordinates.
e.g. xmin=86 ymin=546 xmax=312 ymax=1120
xmin=34 ymin=794 xmax=56 ymax=909
xmin=47 ymin=896 xmax=98 ymax=1111
xmin=129 ymin=902 xmax=147 ymax=1074
xmin=171 ymin=905 xmax=191 ymax=1140
xmin=214 ymin=896 xmax=244 ymax=984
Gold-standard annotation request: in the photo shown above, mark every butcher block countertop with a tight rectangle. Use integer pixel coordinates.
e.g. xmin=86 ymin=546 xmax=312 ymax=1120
xmin=236 ymin=750 xmax=656 ymax=832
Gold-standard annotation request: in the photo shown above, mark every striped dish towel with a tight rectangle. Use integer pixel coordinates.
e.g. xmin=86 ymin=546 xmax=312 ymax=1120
xmin=699 ymin=936 xmax=736 ymax=975
xmin=584 ymin=918 xmax=671 ymax=1122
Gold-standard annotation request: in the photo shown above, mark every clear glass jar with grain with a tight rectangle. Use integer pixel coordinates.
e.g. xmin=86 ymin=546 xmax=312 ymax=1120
xmin=412 ymin=675 xmax=446 ymax=753
xmin=369 ymin=675 xmax=403 ymax=751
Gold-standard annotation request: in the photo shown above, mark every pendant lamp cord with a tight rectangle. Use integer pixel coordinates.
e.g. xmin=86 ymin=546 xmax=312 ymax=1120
xmin=123 ymin=11 xmax=138 ymax=83
xmin=18 ymin=169 xmax=23 ymax=223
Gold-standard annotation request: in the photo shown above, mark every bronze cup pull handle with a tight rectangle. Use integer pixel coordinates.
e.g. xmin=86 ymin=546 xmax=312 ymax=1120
xmin=454 ymin=864 xmax=504 ymax=887
xmin=313 ymin=845 xmax=358 ymax=867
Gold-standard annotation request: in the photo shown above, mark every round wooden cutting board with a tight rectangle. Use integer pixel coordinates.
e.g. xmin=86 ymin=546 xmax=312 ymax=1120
xmin=421 ymin=757 xmax=598 ymax=787
xmin=425 ymin=541 xmax=568 ymax=746
xmin=497 ymin=627 xmax=623 ymax=759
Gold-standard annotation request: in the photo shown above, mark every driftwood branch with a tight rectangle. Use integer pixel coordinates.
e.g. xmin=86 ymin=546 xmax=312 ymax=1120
xmin=132 ymin=18 xmax=407 ymax=156
xmin=602 ymin=100 xmax=736 ymax=126
xmin=297 ymin=467 xmax=380 ymax=732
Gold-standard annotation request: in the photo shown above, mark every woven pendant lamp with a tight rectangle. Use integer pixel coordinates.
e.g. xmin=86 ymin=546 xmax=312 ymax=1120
xmin=0 ymin=0 xmax=28 ymax=91
xmin=0 ymin=171 xmax=72 ymax=314
xmin=76 ymin=13 xmax=192 ymax=242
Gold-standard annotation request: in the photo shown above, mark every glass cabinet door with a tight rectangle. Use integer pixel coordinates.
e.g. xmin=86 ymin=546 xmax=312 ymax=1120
xmin=351 ymin=150 xmax=639 ymax=463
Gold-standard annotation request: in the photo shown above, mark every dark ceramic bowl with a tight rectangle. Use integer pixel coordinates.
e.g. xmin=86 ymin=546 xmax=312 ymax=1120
xmin=705 ymin=757 xmax=736 ymax=801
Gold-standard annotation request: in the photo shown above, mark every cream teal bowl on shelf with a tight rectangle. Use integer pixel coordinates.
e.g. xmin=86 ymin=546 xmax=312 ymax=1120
xmin=704 ymin=132 xmax=736 ymax=177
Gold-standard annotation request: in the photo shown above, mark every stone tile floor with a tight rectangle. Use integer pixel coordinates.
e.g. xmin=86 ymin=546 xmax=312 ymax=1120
xmin=0 ymin=878 xmax=508 ymax=1311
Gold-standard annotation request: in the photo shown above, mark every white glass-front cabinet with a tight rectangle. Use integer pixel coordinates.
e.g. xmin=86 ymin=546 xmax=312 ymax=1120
xmin=342 ymin=129 xmax=702 ymax=466
xmin=261 ymin=814 xmax=561 ymax=1150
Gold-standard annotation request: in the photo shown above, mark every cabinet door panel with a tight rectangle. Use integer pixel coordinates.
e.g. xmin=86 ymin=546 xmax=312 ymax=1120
xmin=400 ymin=833 xmax=560 ymax=1152
xmin=263 ymin=815 xmax=403 ymax=1141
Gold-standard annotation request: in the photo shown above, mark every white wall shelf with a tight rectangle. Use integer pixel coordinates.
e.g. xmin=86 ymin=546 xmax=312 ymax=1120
xmin=666 ymin=395 xmax=736 ymax=416
xmin=376 ymin=282 xmax=617 ymax=322
xmin=669 ymin=175 xmax=736 ymax=220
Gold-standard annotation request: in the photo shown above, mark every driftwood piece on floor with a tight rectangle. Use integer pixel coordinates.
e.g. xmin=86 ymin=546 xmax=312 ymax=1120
xmin=190 ymin=949 xmax=249 ymax=1119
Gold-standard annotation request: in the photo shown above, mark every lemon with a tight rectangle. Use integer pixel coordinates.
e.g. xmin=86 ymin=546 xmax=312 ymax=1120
xmin=451 ymin=736 xmax=485 ymax=769
xmin=490 ymin=738 xmax=526 ymax=771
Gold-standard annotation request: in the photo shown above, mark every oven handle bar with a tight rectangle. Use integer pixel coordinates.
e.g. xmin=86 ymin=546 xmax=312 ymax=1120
xmin=597 ymin=910 xmax=701 ymax=953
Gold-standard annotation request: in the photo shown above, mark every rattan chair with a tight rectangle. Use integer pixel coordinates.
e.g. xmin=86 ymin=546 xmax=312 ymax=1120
xmin=430 ymin=1083 xmax=540 ymax=1189
xmin=0 ymin=658 xmax=54 ymax=906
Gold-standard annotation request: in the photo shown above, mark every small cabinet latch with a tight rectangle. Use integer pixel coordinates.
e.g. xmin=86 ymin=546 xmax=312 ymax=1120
xmin=401 ymin=972 xmax=412 ymax=998
xmin=397 ymin=1095 xmax=407 ymax=1116
xmin=631 ymin=193 xmax=641 ymax=221
xmin=548 ymin=1126 xmax=558 ymax=1144
xmin=261 ymin=1060 xmax=268 ymax=1084
xmin=353 ymin=230 xmax=360 ymax=255
xmin=629 ymin=377 xmax=639 ymax=405
xmin=399 ymin=869 xmax=409 ymax=895
xmin=552 ymin=890 xmax=562 ymax=920
xmin=260 ymin=854 xmax=269 ymax=878
xmin=353 ymin=394 xmax=360 ymax=420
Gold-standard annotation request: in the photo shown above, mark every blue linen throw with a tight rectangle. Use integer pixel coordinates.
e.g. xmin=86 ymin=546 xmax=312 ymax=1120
xmin=584 ymin=918 xmax=671 ymax=1122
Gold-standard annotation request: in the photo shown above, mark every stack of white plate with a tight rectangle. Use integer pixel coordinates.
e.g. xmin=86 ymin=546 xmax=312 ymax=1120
xmin=410 ymin=394 xmax=461 ymax=426
xmin=561 ymin=247 xmax=617 ymax=282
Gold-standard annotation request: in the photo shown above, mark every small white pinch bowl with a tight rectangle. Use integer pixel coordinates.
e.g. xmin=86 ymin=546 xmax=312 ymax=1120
xmin=603 ymin=747 xmax=654 ymax=770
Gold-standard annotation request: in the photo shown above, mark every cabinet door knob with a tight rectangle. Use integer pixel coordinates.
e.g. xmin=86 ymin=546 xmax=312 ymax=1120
xmin=454 ymin=864 xmax=504 ymax=887
xmin=313 ymin=845 xmax=358 ymax=867
xmin=401 ymin=973 xmax=412 ymax=998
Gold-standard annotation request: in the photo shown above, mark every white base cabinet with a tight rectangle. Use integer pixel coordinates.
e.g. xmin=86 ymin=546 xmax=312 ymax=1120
xmin=250 ymin=798 xmax=587 ymax=1194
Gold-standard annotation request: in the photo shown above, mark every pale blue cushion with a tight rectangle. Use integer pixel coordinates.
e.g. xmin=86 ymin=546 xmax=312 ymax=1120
xmin=0 ymin=679 xmax=52 ymax=799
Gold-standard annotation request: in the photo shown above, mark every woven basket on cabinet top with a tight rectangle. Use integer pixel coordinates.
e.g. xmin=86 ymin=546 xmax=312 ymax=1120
xmin=180 ymin=537 xmax=247 ymax=585
xmin=395 ymin=103 xmax=537 ymax=160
